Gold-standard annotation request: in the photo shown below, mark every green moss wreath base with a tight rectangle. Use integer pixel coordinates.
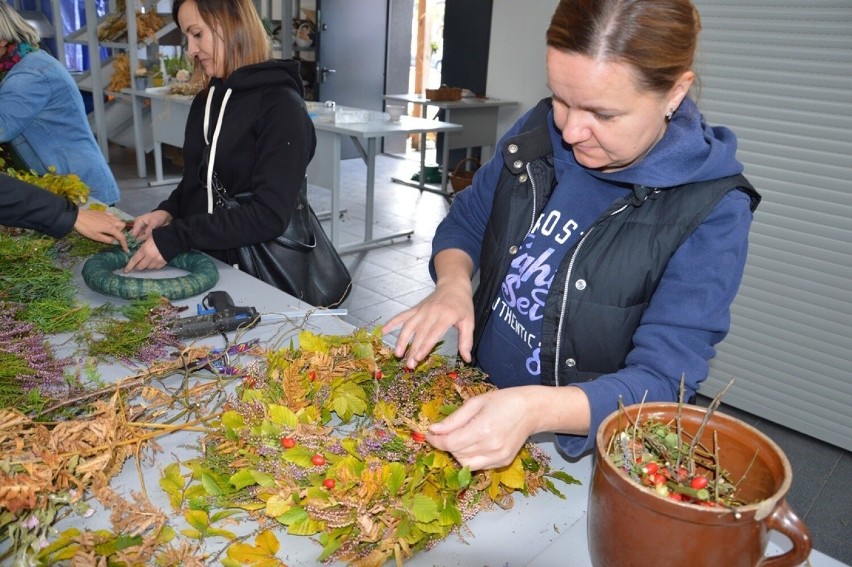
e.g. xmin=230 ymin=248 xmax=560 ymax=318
xmin=82 ymin=248 xmax=219 ymax=300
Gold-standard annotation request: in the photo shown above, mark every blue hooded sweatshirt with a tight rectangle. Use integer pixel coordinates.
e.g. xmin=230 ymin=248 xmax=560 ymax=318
xmin=431 ymin=98 xmax=755 ymax=456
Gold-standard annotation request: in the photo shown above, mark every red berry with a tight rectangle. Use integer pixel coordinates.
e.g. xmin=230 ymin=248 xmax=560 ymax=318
xmin=374 ymin=369 xmax=383 ymax=380
xmin=642 ymin=462 xmax=659 ymax=475
xmin=280 ymin=437 xmax=296 ymax=449
xmin=411 ymin=431 xmax=426 ymax=443
xmin=676 ymin=467 xmax=689 ymax=482
xmin=690 ymin=475 xmax=709 ymax=490
xmin=311 ymin=453 xmax=326 ymax=466
xmin=668 ymin=492 xmax=683 ymax=502
xmin=323 ymin=478 xmax=336 ymax=489
xmin=308 ymin=370 xmax=316 ymax=381
xmin=447 ymin=370 xmax=459 ymax=380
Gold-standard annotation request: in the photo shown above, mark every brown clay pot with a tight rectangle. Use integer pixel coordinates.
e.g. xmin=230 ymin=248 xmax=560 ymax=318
xmin=588 ymin=402 xmax=812 ymax=567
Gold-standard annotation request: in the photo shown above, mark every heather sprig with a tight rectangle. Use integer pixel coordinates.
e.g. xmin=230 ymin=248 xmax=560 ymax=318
xmin=0 ymin=302 xmax=71 ymax=407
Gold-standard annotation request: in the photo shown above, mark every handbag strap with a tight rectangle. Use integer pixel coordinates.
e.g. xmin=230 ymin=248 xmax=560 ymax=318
xmin=272 ymin=179 xmax=316 ymax=252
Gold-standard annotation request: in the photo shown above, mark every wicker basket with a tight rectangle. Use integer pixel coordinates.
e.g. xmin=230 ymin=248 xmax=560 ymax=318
xmin=425 ymin=86 xmax=462 ymax=101
xmin=449 ymin=157 xmax=480 ymax=193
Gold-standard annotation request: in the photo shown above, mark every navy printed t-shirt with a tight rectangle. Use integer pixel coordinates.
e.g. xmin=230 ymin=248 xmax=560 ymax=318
xmin=476 ymin=134 xmax=628 ymax=388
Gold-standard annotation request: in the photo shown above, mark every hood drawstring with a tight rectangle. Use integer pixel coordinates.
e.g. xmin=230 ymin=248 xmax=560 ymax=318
xmin=203 ymin=85 xmax=234 ymax=213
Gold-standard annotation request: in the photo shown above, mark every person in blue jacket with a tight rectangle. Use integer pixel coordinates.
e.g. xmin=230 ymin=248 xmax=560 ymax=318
xmin=0 ymin=3 xmax=120 ymax=205
xmin=384 ymin=0 xmax=761 ymax=469
xmin=0 ymin=173 xmax=127 ymax=249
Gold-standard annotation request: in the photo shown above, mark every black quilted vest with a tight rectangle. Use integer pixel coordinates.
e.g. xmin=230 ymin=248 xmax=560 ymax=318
xmin=472 ymin=98 xmax=760 ymax=386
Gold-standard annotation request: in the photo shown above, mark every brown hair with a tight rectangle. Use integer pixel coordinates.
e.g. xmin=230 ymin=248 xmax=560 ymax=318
xmin=546 ymin=0 xmax=701 ymax=95
xmin=172 ymin=0 xmax=270 ymax=86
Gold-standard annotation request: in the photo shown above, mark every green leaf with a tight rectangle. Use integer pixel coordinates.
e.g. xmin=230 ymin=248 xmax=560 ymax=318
xmin=159 ymin=462 xmax=186 ymax=510
xmin=406 ymin=493 xmax=439 ymax=523
xmin=242 ymin=388 xmax=265 ymax=403
xmin=229 ymin=469 xmax=276 ymax=491
xmin=547 ymin=470 xmax=582 ymax=486
xmin=280 ymin=445 xmax=315 ymax=468
xmin=457 ymin=466 xmax=472 ymax=489
xmin=275 ymin=505 xmax=307 ymax=526
xmin=387 ymin=462 xmax=406 ymax=495
xmin=156 ymin=525 xmax=176 ymax=544
xmin=259 ymin=419 xmax=281 ymax=439
xmin=35 ymin=528 xmax=81 ymax=561
xmin=252 ymin=470 xmax=276 ymax=487
xmin=440 ymin=502 xmax=463 ymax=526
xmin=184 ymin=509 xmax=210 ymax=531
xmin=206 ymin=527 xmax=238 ymax=540
xmin=210 ymin=509 xmax=243 ymax=523
xmin=181 ymin=528 xmax=204 ymax=540
xmin=350 ymin=340 xmax=375 ymax=361
xmin=268 ymin=404 xmax=298 ymax=426
xmin=201 ymin=473 xmax=224 ymax=496
xmin=287 ymin=513 xmax=324 ymax=536
xmin=299 ymin=330 xmax=328 ymax=353
xmin=330 ymin=381 xmax=368 ymax=422
xmin=317 ymin=534 xmax=344 ymax=562
xmin=221 ymin=410 xmax=245 ymax=433
xmin=116 ymin=534 xmax=144 ymax=550
xmin=340 ymin=437 xmax=360 ymax=457
xmin=230 ymin=469 xmax=260 ymax=491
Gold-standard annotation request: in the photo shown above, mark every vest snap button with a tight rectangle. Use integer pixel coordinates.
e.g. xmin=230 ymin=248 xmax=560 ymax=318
xmin=508 ymin=143 xmax=519 ymax=154
xmin=518 ymin=173 xmax=528 ymax=183
xmin=509 ymin=245 xmax=519 ymax=255
xmin=513 ymin=159 xmax=523 ymax=169
xmin=565 ymin=358 xmax=576 ymax=368
xmin=575 ymin=279 xmax=587 ymax=290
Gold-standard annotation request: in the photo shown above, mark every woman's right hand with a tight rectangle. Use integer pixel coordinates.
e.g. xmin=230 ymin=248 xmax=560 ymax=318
xmin=130 ymin=210 xmax=172 ymax=241
xmin=383 ymin=249 xmax=476 ymax=368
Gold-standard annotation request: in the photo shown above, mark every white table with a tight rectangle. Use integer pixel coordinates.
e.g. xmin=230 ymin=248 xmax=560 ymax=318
xmin=384 ymin=94 xmax=518 ymax=195
xmin=306 ymin=111 xmax=462 ymax=253
xmin=35 ymin=257 xmax=842 ymax=567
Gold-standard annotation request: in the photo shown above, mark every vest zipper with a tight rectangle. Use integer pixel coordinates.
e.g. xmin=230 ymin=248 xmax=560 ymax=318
xmin=553 ymin=203 xmax=630 ymax=386
xmin=526 ymin=162 xmax=538 ymax=234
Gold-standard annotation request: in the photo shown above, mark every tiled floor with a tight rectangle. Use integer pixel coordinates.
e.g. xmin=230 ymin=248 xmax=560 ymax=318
xmin=109 ymin=144 xmax=851 ymax=565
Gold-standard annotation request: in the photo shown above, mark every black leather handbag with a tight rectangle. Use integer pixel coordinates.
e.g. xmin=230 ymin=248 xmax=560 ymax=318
xmin=213 ymin=178 xmax=352 ymax=308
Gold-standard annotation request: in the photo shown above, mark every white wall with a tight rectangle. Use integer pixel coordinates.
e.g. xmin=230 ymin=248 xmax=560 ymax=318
xmin=486 ymin=1 xmax=558 ymax=139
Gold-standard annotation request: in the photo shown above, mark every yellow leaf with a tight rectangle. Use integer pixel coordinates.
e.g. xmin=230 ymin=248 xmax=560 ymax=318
xmin=226 ymin=530 xmax=283 ymax=566
xmin=489 ymin=456 xmax=526 ymax=499
xmin=265 ymin=494 xmax=291 ymax=517
xmin=418 ymin=398 xmax=444 ymax=422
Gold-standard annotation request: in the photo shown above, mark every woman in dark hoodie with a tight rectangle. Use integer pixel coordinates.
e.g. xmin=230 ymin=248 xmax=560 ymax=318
xmin=125 ymin=0 xmax=315 ymax=274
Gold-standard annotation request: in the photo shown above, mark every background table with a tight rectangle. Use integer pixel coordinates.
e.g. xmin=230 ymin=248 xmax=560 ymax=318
xmin=384 ymin=94 xmax=517 ymax=195
xmin=306 ymin=111 xmax=461 ymax=253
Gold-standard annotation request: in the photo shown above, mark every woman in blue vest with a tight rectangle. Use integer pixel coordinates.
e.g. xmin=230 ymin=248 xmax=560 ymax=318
xmin=384 ymin=0 xmax=760 ymax=469
xmin=0 ymin=3 xmax=120 ymax=205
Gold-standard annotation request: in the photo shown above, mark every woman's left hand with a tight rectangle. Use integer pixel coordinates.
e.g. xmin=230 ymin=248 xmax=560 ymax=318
xmin=124 ymin=237 xmax=166 ymax=272
xmin=426 ymin=388 xmax=535 ymax=471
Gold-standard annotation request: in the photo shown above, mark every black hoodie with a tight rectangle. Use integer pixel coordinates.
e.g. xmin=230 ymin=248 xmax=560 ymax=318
xmin=152 ymin=59 xmax=316 ymax=264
